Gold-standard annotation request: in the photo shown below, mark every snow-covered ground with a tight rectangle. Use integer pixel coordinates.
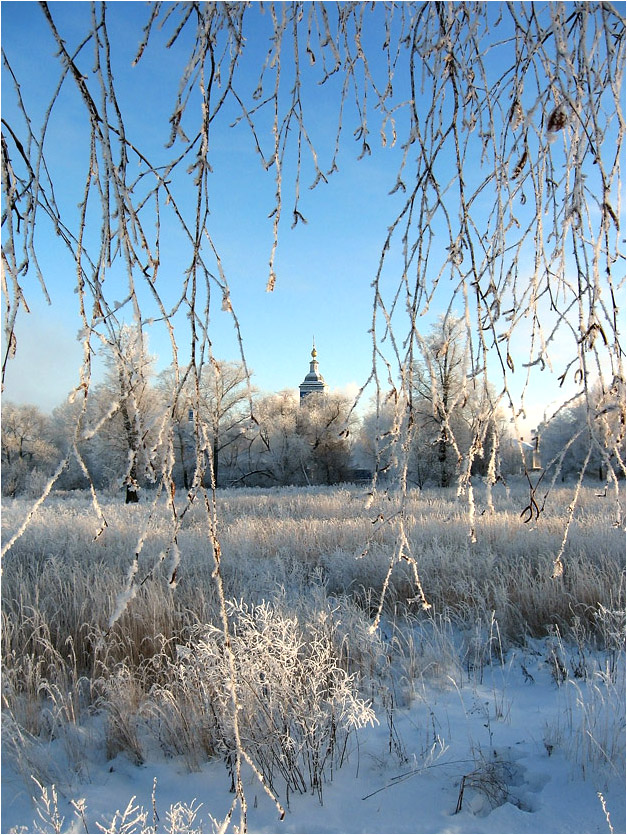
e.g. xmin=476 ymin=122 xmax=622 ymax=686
xmin=3 ymin=637 xmax=624 ymax=834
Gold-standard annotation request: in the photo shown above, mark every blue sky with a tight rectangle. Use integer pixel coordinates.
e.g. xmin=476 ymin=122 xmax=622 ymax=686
xmin=1 ymin=1 xmax=412 ymax=412
xmin=1 ymin=2 xmax=624 ymax=436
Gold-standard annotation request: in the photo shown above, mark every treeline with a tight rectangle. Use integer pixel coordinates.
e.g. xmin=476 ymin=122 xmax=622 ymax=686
xmin=3 ymin=386 xmax=619 ymax=500
xmin=3 ymin=326 xmax=622 ymax=499
xmin=1 ymin=375 xmax=355 ymax=497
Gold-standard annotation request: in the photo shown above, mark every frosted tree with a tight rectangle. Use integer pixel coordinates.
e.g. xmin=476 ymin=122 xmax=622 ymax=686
xmin=97 ymin=323 xmax=157 ymax=502
xmin=1 ymin=2 xmax=625 ymax=828
xmin=158 ymin=359 xmax=251 ymax=488
xmin=411 ymin=316 xmax=470 ymax=488
xmin=0 ymin=402 xmax=59 ymax=496
xmin=297 ymin=392 xmax=357 ymax=484
xmin=245 ymin=391 xmax=310 ymax=486
xmin=407 ymin=316 xmax=502 ymax=487
xmin=199 ymin=360 xmax=252 ymax=488
xmin=537 ymin=385 xmax=626 ymax=483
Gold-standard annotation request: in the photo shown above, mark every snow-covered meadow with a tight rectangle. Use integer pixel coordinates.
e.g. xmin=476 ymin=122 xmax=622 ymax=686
xmin=1 ymin=482 xmax=625 ymax=833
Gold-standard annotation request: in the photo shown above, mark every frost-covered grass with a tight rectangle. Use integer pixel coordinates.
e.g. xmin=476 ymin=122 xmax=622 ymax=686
xmin=1 ymin=481 xmax=625 ymax=832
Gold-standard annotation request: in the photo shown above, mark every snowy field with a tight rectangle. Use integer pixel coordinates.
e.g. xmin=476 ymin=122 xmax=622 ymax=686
xmin=2 ymin=482 xmax=625 ymax=834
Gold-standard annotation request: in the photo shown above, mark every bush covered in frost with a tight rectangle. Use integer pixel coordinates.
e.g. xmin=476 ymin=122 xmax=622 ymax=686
xmin=148 ymin=596 xmax=376 ymax=803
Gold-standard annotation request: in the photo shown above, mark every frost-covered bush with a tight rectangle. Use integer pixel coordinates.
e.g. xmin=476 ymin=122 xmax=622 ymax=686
xmin=149 ymin=596 xmax=376 ymax=801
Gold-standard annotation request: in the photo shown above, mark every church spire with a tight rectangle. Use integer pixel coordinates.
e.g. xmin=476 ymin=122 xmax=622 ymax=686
xmin=299 ymin=338 xmax=328 ymax=401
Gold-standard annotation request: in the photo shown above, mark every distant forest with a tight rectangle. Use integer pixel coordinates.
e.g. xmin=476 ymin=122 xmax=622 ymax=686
xmin=3 ymin=325 xmax=621 ymax=498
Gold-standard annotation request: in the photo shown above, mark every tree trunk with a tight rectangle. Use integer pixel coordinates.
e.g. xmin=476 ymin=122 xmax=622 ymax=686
xmin=212 ymin=436 xmax=219 ymax=488
xmin=121 ymin=397 xmax=140 ymax=504
xmin=176 ymin=427 xmax=189 ymax=490
xmin=438 ymin=433 xmax=449 ymax=488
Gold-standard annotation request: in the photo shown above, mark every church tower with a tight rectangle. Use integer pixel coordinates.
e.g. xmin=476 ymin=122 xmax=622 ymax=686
xmin=299 ymin=340 xmax=328 ymax=401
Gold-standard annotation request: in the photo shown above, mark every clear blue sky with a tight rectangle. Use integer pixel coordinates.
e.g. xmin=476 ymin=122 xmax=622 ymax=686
xmin=1 ymin=1 xmax=412 ymax=412
xmin=1 ymin=2 xmax=623 ymax=437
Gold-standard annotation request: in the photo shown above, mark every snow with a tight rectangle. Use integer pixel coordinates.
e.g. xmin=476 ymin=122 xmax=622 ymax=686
xmin=2 ymin=641 xmax=624 ymax=834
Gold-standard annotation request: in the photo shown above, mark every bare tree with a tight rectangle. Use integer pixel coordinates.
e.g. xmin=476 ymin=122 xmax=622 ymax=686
xmin=156 ymin=366 xmax=196 ymax=492
xmin=537 ymin=385 xmax=626 ymax=483
xmin=201 ymin=360 xmax=252 ymax=488
xmin=411 ymin=316 xmax=468 ymax=487
xmin=237 ymin=391 xmax=357 ymax=487
xmin=48 ymin=397 xmax=99 ymax=490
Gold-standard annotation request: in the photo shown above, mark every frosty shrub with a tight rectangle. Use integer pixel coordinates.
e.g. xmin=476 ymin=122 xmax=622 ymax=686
xmin=28 ymin=776 xmax=205 ymax=835
xmin=149 ymin=596 xmax=376 ymax=804
xmin=97 ymin=664 xmax=146 ymax=766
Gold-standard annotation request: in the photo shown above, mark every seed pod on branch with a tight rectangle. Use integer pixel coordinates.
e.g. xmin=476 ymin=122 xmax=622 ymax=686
xmin=546 ymin=104 xmax=569 ymax=133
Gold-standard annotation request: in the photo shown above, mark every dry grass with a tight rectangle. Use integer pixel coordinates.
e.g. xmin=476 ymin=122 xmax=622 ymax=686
xmin=1 ymin=480 xmax=624 ymax=800
xmin=2 ymin=481 xmax=623 ymax=667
